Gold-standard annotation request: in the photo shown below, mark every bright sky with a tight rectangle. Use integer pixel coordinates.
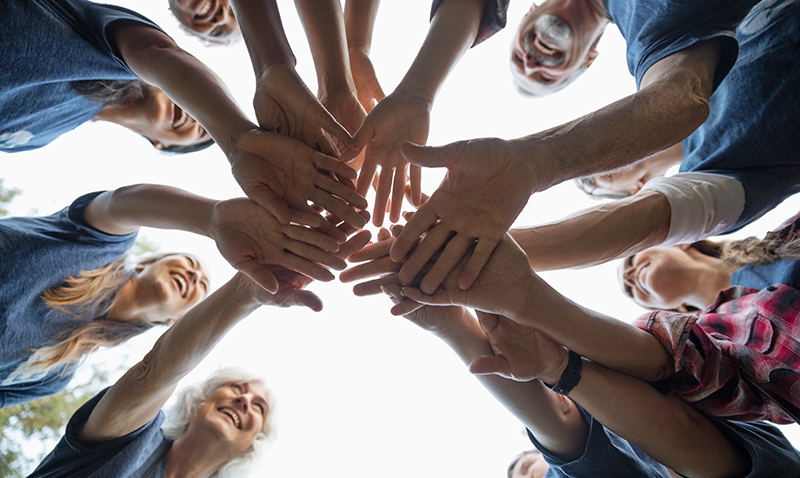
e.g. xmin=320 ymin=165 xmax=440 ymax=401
xmin=4 ymin=0 xmax=799 ymax=475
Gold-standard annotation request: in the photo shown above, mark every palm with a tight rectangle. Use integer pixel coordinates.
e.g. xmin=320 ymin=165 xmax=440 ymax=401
xmin=320 ymin=89 xmax=367 ymax=163
xmin=355 ymin=91 xmax=430 ymax=225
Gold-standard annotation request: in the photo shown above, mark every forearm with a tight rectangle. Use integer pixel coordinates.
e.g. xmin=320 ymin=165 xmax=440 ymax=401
xmin=515 ymin=41 xmax=720 ymax=191
xmin=83 ymin=184 xmax=216 ymax=237
xmin=344 ymin=0 xmax=380 ymax=52
xmin=82 ymin=274 xmax=260 ymax=441
xmin=113 ymin=24 xmax=255 ymax=154
xmin=229 ymin=0 xmax=296 ymax=73
xmin=514 ymin=281 xmax=673 ymax=382
xmin=295 ymin=0 xmax=355 ymax=97
xmin=510 ymin=190 xmax=671 ymax=270
xmin=569 ymin=360 xmax=748 ymax=477
xmin=393 ymin=0 xmax=483 ymax=102
xmin=435 ymin=311 xmax=589 ymax=460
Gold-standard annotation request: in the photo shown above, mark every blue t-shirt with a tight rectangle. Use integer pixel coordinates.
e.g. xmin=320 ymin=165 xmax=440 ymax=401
xmin=29 ymin=388 xmax=171 ymax=478
xmin=0 ymin=192 xmax=137 ymax=408
xmin=0 ymin=0 xmax=162 ymax=152
xmin=604 ymin=0 xmax=757 ymax=89
xmin=529 ymin=406 xmax=800 ymax=477
xmin=679 ymin=0 xmax=800 ymax=233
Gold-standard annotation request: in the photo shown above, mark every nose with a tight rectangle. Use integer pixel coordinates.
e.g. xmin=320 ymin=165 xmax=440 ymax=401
xmin=621 ymin=264 xmax=636 ymax=286
xmin=211 ymin=3 xmax=231 ymax=25
xmin=234 ymin=395 xmax=250 ymax=413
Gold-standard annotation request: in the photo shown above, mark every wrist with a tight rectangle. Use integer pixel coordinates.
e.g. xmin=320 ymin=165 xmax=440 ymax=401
xmin=507 ymin=136 xmax=555 ymax=194
xmin=393 ymin=83 xmax=436 ymax=107
xmin=542 ymin=350 xmax=582 ymax=395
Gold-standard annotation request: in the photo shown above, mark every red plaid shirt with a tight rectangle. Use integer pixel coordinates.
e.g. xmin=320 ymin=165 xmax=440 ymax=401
xmin=634 ymin=285 xmax=800 ymax=424
xmin=431 ymin=0 xmax=509 ymax=46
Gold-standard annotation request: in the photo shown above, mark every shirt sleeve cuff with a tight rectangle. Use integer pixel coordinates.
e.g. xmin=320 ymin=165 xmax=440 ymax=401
xmin=641 ymin=172 xmax=745 ymax=246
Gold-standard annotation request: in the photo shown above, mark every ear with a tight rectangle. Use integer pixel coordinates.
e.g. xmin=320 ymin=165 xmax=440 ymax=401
xmin=583 ymin=49 xmax=599 ymax=69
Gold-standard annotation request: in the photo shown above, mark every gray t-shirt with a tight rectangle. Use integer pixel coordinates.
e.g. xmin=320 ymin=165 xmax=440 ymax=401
xmin=0 ymin=192 xmax=137 ymax=407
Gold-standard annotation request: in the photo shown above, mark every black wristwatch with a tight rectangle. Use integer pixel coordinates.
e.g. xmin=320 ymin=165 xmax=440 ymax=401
xmin=545 ymin=350 xmax=582 ymax=396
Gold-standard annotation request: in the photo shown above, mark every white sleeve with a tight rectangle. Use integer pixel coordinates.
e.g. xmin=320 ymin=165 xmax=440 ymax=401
xmin=640 ymin=172 xmax=745 ymax=246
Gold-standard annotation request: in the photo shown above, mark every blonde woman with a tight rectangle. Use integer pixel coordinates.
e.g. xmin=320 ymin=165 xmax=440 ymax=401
xmin=0 ymin=184 xmax=350 ymax=407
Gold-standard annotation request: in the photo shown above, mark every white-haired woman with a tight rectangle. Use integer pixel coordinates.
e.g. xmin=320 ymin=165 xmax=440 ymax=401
xmin=28 ymin=224 xmax=369 ymax=477
xmin=0 ymin=183 xmax=350 ymax=408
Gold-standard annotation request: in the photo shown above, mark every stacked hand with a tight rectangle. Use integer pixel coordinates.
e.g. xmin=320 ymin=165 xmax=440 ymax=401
xmin=253 ymin=63 xmax=358 ymax=158
xmin=319 ymin=87 xmax=368 ymax=165
xmin=348 ymin=46 xmax=386 ymax=113
xmin=354 ymin=91 xmax=430 ymax=226
xmin=391 ymin=138 xmax=538 ymax=294
xmin=229 ymin=128 xmax=368 ymax=233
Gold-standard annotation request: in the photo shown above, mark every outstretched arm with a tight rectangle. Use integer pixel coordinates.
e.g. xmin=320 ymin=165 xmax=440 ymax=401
xmin=391 ymin=38 xmax=723 ymax=291
xmin=354 ymin=0 xmax=484 ymax=226
xmin=112 ymin=22 xmax=368 ymax=230
xmin=295 ymin=0 xmax=366 ymax=163
xmin=83 ymin=185 xmax=350 ymax=292
xmin=510 ymin=190 xmax=671 ymax=271
xmin=471 ymin=312 xmax=748 ymax=478
xmin=344 ymin=0 xmax=385 ymax=115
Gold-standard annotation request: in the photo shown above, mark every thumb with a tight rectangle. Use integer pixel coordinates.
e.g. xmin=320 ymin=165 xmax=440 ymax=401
xmin=469 ymin=355 xmax=511 ymax=378
xmin=400 ymin=142 xmax=457 ymax=168
xmin=286 ymin=290 xmax=324 ymax=312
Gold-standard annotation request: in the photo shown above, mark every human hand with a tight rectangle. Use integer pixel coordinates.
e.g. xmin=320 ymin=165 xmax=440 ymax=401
xmin=381 ymin=283 xmax=468 ymax=337
xmin=469 ymin=311 xmax=569 ymax=383
xmin=400 ymin=234 xmax=538 ymax=321
xmin=348 ymin=46 xmax=386 ymax=113
xmin=354 ymin=90 xmax=430 ymax=226
xmin=254 ymin=63 xmax=358 ymax=157
xmin=229 ymin=128 xmax=368 ymax=231
xmin=319 ymin=87 xmax=367 ymax=164
xmin=241 ymin=217 xmax=372 ymax=310
xmin=391 ymin=138 xmax=537 ymax=293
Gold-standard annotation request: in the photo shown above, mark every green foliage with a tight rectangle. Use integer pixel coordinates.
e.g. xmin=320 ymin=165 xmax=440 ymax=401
xmin=0 ymin=364 xmax=111 ymax=477
xmin=0 ymin=179 xmax=21 ymax=218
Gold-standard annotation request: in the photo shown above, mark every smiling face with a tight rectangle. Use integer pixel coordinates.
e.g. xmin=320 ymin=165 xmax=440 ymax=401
xmin=168 ymin=0 xmax=240 ymax=42
xmin=132 ymin=87 xmax=212 ymax=151
xmin=618 ymin=247 xmax=700 ymax=310
xmin=193 ymin=381 xmax=271 ymax=456
xmin=510 ymin=0 xmax=607 ymax=96
xmin=132 ymin=254 xmax=210 ymax=322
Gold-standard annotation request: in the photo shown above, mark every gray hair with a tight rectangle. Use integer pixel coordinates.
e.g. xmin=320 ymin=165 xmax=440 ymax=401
xmin=162 ymin=367 xmax=276 ymax=477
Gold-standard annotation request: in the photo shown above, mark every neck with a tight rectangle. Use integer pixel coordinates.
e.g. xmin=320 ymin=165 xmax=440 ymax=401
xmin=684 ymin=254 xmax=737 ymax=310
xmin=164 ymin=433 xmax=232 ymax=478
xmin=107 ymin=279 xmax=156 ymax=323
xmin=94 ymin=102 xmax=145 ymax=132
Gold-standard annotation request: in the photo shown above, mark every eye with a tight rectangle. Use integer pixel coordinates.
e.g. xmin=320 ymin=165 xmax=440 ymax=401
xmin=513 ymin=51 xmax=524 ymax=64
xmin=539 ymin=74 xmax=554 ymax=84
xmin=210 ymin=26 xmax=224 ymax=37
xmin=230 ymin=383 xmax=242 ymax=392
xmin=255 ymin=403 xmax=265 ymax=414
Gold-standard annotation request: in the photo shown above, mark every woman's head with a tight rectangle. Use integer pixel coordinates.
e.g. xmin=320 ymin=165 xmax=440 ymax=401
xmin=76 ymin=80 xmax=215 ymax=153
xmin=163 ymin=367 xmax=275 ymax=477
xmin=128 ymin=253 xmax=211 ymax=324
xmin=508 ymin=449 xmax=549 ymax=478
xmin=168 ymin=0 xmax=241 ymax=44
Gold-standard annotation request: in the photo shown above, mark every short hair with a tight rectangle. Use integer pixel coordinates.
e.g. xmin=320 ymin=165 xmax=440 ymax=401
xmin=162 ymin=367 xmax=275 ymax=477
xmin=507 ymin=449 xmax=543 ymax=478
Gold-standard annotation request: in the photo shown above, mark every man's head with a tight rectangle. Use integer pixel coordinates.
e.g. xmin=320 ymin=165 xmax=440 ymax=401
xmin=510 ymin=0 xmax=610 ymax=96
xmin=508 ymin=449 xmax=550 ymax=478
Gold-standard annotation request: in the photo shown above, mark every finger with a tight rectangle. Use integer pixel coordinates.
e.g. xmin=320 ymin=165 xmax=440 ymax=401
xmin=310 ymin=189 xmax=367 ymax=230
xmin=347 ymin=237 xmax=394 ymax=263
xmin=419 ymin=233 xmax=475 ymax=295
xmin=409 ymin=164 xmax=423 ymax=207
xmin=372 ymin=166 xmax=393 ymax=227
xmin=336 ymin=230 xmax=372 ymax=260
xmin=283 ymin=223 xmax=341 ymax=252
xmin=310 ymin=215 xmax=348 ymax=244
xmin=398 ymin=224 xmax=454 ymax=285
xmin=251 ymin=187 xmax=293 ymax=226
xmin=335 ymin=210 xmax=370 ymax=237
xmin=276 ymin=252 xmax=337 ymax=282
xmin=475 ymin=310 xmax=500 ymax=335
xmin=287 ymin=289 xmax=324 ymax=312
xmin=390 ymin=299 xmax=425 ymax=316
xmin=377 ymin=227 xmax=391 ymax=242
xmin=319 ymin=109 xmax=359 ymax=152
xmin=352 ymin=273 xmax=401 ymax=296
xmin=313 ymin=153 xmax=359 ymax=181
xmin=236 ymin=260 xmax=280 ymax=293
xmin=389 ymin=165 xmax=406 ymax=224
xmin=284 ymin=241 xmax=348 ymax=271
xmin=289 ymin=208 xmax=324 ymax=229
xmin=380 ymin=283 xmax=404 ymax=302
xmin=458 ymin=238 xmax=498 ymax=290
xmin=314 ymin=175 xmax=370 ymax=211
xmin=372 ymin=82 xmax=386 ymax=103
xmin=340 ymin=256 xmax=400 ymax=283
xmin=468 ymin=356 xmax=511 ymax=378
xmin=400 ymin=287 xmax=455 ymax=306
xmin=400 ymin=142 xmax=457 ymax=169
xmin=390 ymin=204 xmax=439 ymax=262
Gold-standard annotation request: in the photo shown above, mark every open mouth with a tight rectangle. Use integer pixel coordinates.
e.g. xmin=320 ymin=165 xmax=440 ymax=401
xmin=219 ymin=407 xmax=241 ymax=429
xmin=171 ymin=271 xmax=189 ymax=297
xmin=171 ymin=103 xmax=188 ymax=130
xmin=194 ymin=0 xmax=215 ymax=20
xmin=523 ymin=32 xmax=565 ymax=67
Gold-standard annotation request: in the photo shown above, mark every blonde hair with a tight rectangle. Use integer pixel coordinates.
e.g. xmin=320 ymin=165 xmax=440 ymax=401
xmin=26 ymin=254 xmax=170 ymax=375
xmin=693 ymin=225 xmax=800 ymax=267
